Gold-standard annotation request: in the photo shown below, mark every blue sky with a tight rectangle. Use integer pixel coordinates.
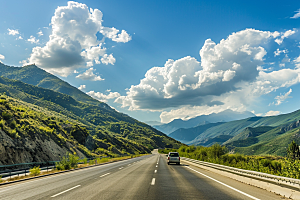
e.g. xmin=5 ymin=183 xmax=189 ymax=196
xmin=1 ymin=0 xmax=300 ymax=123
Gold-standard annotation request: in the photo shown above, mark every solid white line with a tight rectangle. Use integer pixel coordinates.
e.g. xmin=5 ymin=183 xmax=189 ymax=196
xmin=100 ymin=173 xmax=110 ymax=177
xmin=151 ymin=178 xmax=155 ymax=185
xmin=185 ymin=166 xmax=260 ymax=200
xmin=154 ymin=170 xmax=157 ymax=173
xmin=51 ymin=185 xmax=81 ymax=198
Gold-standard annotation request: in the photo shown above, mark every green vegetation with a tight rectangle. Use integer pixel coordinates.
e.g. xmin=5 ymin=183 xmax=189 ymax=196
xmin=160 ymin=143 xmax=300 ymax=179
xmin=55 ymin=153 xmax=79 ymax=170
xmin=29 ymin=166 xmax=41 ymax=176
xmin=0 ymin=73 xmax=181 ymax=165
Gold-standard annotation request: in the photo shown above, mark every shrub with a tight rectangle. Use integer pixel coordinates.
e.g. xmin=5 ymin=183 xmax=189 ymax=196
xmin=29 ymin=166 xmax=41 ymax=176
xmin=56 ymin=153 xmax=79 ymax=170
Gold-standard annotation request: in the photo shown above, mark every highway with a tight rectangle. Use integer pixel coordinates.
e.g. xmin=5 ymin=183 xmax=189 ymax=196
xmin=0 ymin=150 xmax=285 ymax=200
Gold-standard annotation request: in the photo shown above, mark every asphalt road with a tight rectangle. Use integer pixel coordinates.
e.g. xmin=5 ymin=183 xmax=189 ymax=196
xmin=0 ymin=151 xmax=286 ymax=200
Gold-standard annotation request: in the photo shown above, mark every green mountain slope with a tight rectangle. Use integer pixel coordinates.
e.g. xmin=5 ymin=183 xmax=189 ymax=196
xmin=0 ymin=63 xmax=108 ymax=108
xmin=0 ymin=76 xmax=181 ymax=164
xmin=169 ymin=122 xmax=225 ymax=143
xmin=227 ymin=120 xmax=300 ymax=156
xmin=189 ymin=111 xmax=300 ymax=147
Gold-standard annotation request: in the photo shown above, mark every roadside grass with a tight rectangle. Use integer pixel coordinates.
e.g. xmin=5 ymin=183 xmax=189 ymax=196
xmin=160 ymin=145 xmax=300 ymax=179
xmin=0 ymin=154 xmax=148 ymax=184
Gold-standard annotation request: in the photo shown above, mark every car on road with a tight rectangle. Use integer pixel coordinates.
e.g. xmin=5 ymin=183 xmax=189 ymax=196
xmin=167 ymin=152 xmax=180 ymax=165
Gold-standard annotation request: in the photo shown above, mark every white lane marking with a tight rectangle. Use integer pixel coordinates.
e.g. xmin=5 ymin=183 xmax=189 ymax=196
xmin=156 ymin=163 xmax=158 ymax=165
xmin=119 ymin=167 xmax=123 ymax=169
xmin=154 ymin=170 xmax=157 ymax=173
xmin=100 ymin=173 xmax=110 ymax=177
xmin=51 ymin=185 xmax=81 ymax=198
xmin=151 ymin=178 xmax=155 ymax=185
xmin=185 ymin=166 xmax=260 ymax=200
xmin=156 ymin=165 xmax=158 ymax=167
xmin=128 ymin=164 xmax=131 ymax=166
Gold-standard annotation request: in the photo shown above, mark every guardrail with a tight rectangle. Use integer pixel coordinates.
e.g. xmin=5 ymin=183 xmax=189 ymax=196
xmin=0 ymin=156 xmax=109 ymax=179
xmin=182 ymin=157 xmax=300 ymax=190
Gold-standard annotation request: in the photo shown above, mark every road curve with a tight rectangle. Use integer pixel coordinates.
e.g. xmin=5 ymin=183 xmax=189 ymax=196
xmin=0 ymin=152 xmax=286 ymax=200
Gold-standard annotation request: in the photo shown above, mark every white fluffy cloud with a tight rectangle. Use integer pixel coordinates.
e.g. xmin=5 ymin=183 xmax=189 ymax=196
xmin=291 ymin=9 xmax=300 ymax=19
xmin=274 ymin=48 xmax=287 ymax=57
xmin=100 ymin=28 xmax=132 ymax=43
xmin=115 ymin=28 xmax=300 ymax=123
xmin=265 ymin=110 xmax=280 ymax=116
xmin=274 ymin=30 xmax=296 ymax=45
xmin=78 ymin=85 xmax=86 ymax=90
xmin=0 ymin=54 xmax=5 ymax=62
xmin=101 ymin=54 xmax=116 ymax=65
xmin=27 ymin=36 xmax=39 ymax=44
xmin=116 ymin=29 xmax=272 ymax=111
xmin=87 ymin=91 xmax=120 ymax=102
xmin=76 ymin=68 xmax=104 ymax=81
xmin=7 ymin=28 xmax=19 ymax=35
xmin=272 ymin=88 xmax=292 ymax=106
xmin=23 ymin=1 xmax=131 ymax=77
xmin=37 ymin=31 xmax=43 ymax=36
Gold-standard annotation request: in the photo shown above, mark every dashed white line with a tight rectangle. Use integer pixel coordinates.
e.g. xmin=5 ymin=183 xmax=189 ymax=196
xmin=51 ymin=185 xmax=81 ymax=198
xmin=185 ymin=166 xmax=260 ymax=200
xmin=156 ymin=165 xmax=158 ymax=167
xmin=119 ymin=167 xmax=123 ymax=169
xmin=100 ymin=173 xmax=110 ymax=177
xmin=151 ymin=178 xmax=156 ymax=185
xmin=154 ymin=170 xmax=157 ymax=173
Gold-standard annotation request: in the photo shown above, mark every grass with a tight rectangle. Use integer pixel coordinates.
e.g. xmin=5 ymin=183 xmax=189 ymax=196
xmin=0 ymin=154 xmax=148 ymax=184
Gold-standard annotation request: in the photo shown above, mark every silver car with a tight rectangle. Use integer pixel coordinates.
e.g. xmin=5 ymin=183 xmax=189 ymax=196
xmin=167 ymin=152 xmax=180 ymax=165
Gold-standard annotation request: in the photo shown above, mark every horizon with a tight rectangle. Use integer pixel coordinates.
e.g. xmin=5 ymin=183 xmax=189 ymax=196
xmin=1 ymin=0 xmax=300 ymax=123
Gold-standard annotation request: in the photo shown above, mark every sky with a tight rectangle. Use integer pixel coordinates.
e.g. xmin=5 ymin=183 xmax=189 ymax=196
xmin=1 ymin=0 xmax=300 ymax=123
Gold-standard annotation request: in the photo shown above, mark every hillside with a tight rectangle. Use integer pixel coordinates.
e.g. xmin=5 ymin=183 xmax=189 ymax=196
xmin=169 ymin=122 xmax=225 ymax=143
xmin=0 ymin=63 xmax=109 ymax=108
xmin=228 ymin=120 xmax=300 ymax=156
xmin=154 ymin=109 xmax=255 ymax=134
xmin=0 ymin=76 xmax=181 ymax=165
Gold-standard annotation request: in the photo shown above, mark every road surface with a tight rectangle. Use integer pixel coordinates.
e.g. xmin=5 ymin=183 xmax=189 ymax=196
xmin=0 ymin=151 xmax=285 ymax=200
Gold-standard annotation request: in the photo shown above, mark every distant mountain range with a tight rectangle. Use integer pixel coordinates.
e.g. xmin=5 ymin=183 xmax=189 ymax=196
xmin=168 ymin=109 xmax=300 ymax=156
xmin=153 ymin=109 xmax=255 ymax=134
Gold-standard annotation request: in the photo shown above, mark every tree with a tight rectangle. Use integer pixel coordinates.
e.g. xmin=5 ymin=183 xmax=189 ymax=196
xmin=287 ymin=140 xmax=300 ymax=160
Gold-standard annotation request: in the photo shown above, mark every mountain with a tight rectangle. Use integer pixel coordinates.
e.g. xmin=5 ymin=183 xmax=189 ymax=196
xmin=0 ymin=63 xmax=110 ymax=109
xmin=232 ymin=120 xmax=300 ymax=156
xmin=185 ymin=110 xmax=300 ymax=155
xmin=0 ymin=68 xmax=182 ymax=165
xmin=154 ymin=109 xmax=255 ymax=134
xmin=144 ymin=121 xmax=164 ymax=126
xmin=169 ymin=122 xmax=225 ymax=143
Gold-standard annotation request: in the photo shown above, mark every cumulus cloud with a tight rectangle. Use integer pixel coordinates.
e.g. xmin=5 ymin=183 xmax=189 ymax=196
xmin=294 ymin=55 xmax=300 ymax=68
xmin=22 ymin=1 xmax=131 ymax=77
xmin=274 ymin=48 xmax=287 ymax=57
xmin=37 ymin=30 xmax=43 ymax=36
xmin=272 ymin=88 xmax=292 ymax=105
xmin=87 ymin=90 xmax=120 ymax=102
xmin=265 ymin=110 xmax=280 ymax=116
xmin=27 ymin=36 xmax=39 ymax=44
xmin=275 ymin=30 xmax=296 ymax=45
xmin=78 ymin=85 xmax=86 ymax=90
xmin=76 ymin=67 xmax=104 ymax=81
xmin=0 ymin=54 xmax=5 ymax=62
xmin=100 ymin=28 xmax=132 ymax=43
xmin=101 ymin=54 xmax=116 ymax=65
xmin=7 ymin=28 xmax=19 ymax=35
xmin=116 ymin=29 xmax=272 ymax=112
xmin=115 ymin=28 xmax=300 ymax=122
xmin=291 ymin=9 xmax=300 ymax=19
